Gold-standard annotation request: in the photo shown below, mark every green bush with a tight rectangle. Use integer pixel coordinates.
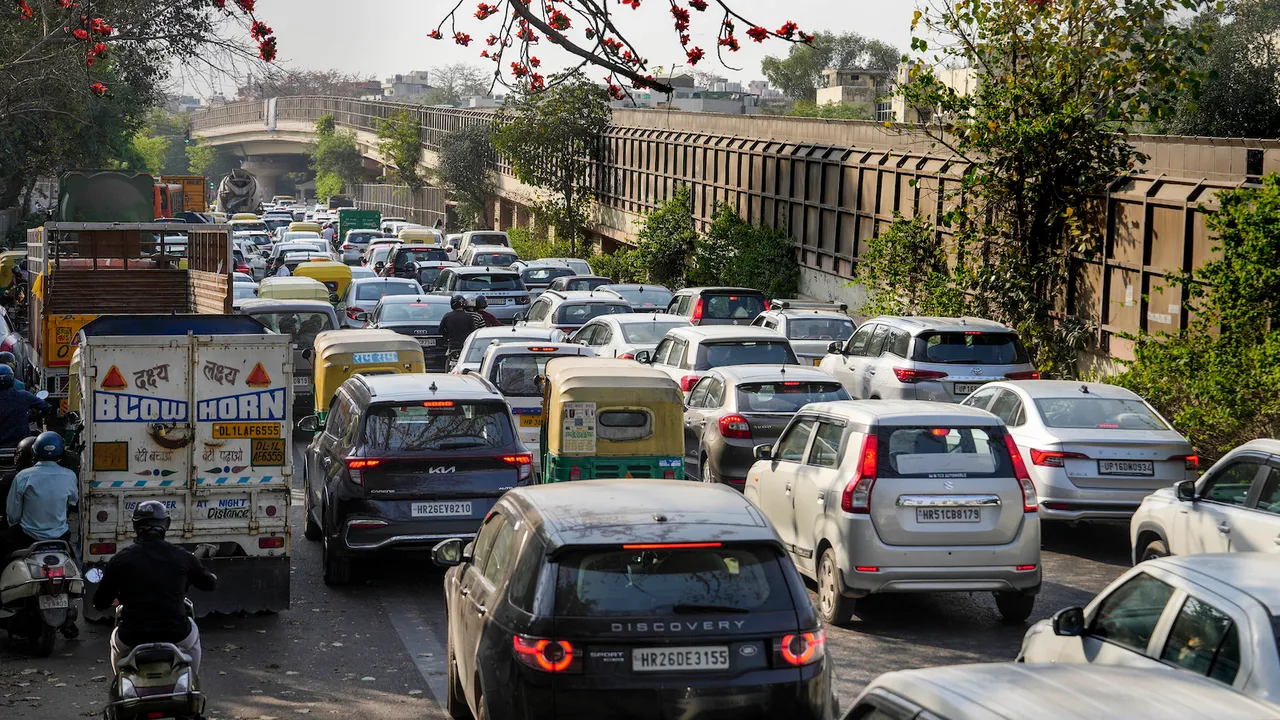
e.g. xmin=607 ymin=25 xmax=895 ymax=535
xmin=633 ymin=186 xmax=698 ymax=289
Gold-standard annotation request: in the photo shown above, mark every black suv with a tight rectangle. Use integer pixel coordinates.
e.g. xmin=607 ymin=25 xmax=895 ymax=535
xmin=383 ymin=244 xmax=450 ymax=279
xmin=299 ymin=374 xmax=533 ymax=585
xmin=431 ymin=480 xmax=833 ymax=720
xmin=666 ymin=287 xmax=770 ymax=326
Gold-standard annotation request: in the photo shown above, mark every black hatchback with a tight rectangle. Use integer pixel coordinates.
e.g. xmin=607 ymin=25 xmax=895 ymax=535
xmin=300 ymin=373 xmax=533 ymax=586
xmin=431 ymin=480 xmax=834 ymax=720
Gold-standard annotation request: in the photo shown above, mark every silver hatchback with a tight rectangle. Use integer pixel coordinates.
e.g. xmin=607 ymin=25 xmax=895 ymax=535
xmin=745 ymin=400 xmax=1042 ymax=625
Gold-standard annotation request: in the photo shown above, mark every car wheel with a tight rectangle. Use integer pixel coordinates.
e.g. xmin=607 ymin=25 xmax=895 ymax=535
xmin=474 ymin=686 xmax=487 ymax=720
xmin=994 ymin=591 xmax=1035 ymax=623
xmin=446 ymin=632 xmax=473 ymax=720
xmin=699 ymin=453 xmax=711 ymax=483
xmin=816 ymin=548 xmax=856 ymax=626
xmin=1140 ymin=538 xmax=1169 ymax=562
xmin=303 ymin=484 xmax=322 ymax=542
xmin=321 ymin=512 xmax=352 ymax=586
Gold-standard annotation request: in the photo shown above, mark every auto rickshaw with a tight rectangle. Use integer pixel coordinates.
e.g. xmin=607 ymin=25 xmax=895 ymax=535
xmin=308 ymin=329 xmax=426 ymax=421
xmin=538 ymin=357 xmax=685 ymax=482
xmin=258 ymin=276 xmax=331 ymax=302
xmin=292 ymin=260 xmax=352 ymax=304
xmin=397 ymin=227 xmax=444 ymax=245
xmin=288 ymin=221 xmax=323 ymax=236
xmin=0 ymin=250 xmax=27 ymax=288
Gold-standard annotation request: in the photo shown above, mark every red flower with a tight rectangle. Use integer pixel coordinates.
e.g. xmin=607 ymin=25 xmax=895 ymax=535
xmin=258 ymin=36 xmax=277 ymax=61
xmin=670 ymin=5 xmax=690 ymax=31
xmin=746 ymin=26 xmax=768 ymax=43
xmin=775 ymin=21 xmax=799 ymax=38
xmin=798 ymin=31 xmax=814 ymax=44
xmin=234 ymin=0 xmax=255 ymax=13
xmin=58 ymin=0 xmax=75 ymax=8
xmin=585 ymin=27 xmax=595 ymax=39
xmin=85 ymin=56 xmax=95 ymax=66
xmin=688 ymin=0 xmax=707 ymax=9
xmin=548 ymin=9 xmax=570 ymax=30
xmin=480 ymin=50 xmax=489 ymax=58
xmin=475 ymin=3 xmax=498 ymax=20
xmin=91 ymin=42 xmax=106 ymax=55
xmin=718 ymin=35 xmax=739 ymax=51
xmin=607 ymin=83 xmax=625 ymax=100
xmin=511 ymin=61 xmax=528 ymax=78
xmin=250 ymin=20 xmax=272 ymax=40
xmin=90 ymin=82 xmax=107 ymax=96
xmin=686 ymin=46 xmax=704 ymax=64
xmin=679 ymin=33 xmax=689 ymax=45
xmin=428 ymin=29 xmax=443 ymax=39
xmin=529 ymin=73 xmax=545 ymax=91
xmin=214 ymin=0 xmax=225 ymax=7
xmin=487 ymin=33 xmax=499 ymax=46
xmin=620 ymin=0 xmax=640 ymax=8
xmin=16 ymin=0 xmax=33 ymax=19
xmin=454 ymin=32 xmax=472 ymax=46
xmin=529 ymin=56 xmax=540 ymax=67
xmin=72 ymin=28 xmax=89 ymax=40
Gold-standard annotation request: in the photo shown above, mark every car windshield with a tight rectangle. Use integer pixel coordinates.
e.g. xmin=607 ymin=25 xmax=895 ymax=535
xmin=490 ymin=354 xmax=558 ymax=396
xmin=362 ymin=401 xmax=513 ymax=451
xmin=378 ymin=301 xmax=448 ymax=323
xmin=736 ymin=381 xmax=849 ymax=413
xmin=697 ymin=341 xmax=797 ymax=370
xmin=249 ymin=311 xmax=334 ymax=348
xmin=1035 ymin=398 xmax=1169 ymax=430
xmin=787 ymin=317 xmax=855 ymax=341
xmin=464 ymin=335 xmax=547 ymax=363
xmin=701 ymin=293 xmax=766 ymax=320
xmin=522 ymin=266 xmax=575 ymax=283
xmin=474 ymin=253 xmax=518 ymax=267
xmin=233 ymin=285 xmax=258 ymax=300
xmin=554 ymin=544 xmax=792 ymax=617
xmin=881 ymin=427 xmax=1011 ymax=478
xmin=263 ymin=218 xmax=291 ymax=231
xmin=458 ymin=274 xmax=523 ymax=291
xmin=467 ymin=233 xmax=509 ymax=246
xmin=611 ymin=286 xmax=672 ymax=309
xmin=398 ymin=248 xmax=449 ymax=265
xmin=369 ymin=248 xmax=393 ymax=264
xmin=913 ymin=331 xmax=1030 ymax=364
xmin=356 ymin=282 xmax=419 ymax=301
xmin=554 ymin=303 xmax=631 ymax=325
xmin=621 ymin=320 xmax=690 ymax=344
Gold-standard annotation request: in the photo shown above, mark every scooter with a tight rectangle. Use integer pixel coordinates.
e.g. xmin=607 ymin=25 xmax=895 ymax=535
xmin=0 ymin=539 xmax=84 ymax=656
xmin=99 ymin=591 xmax=206 ymax=720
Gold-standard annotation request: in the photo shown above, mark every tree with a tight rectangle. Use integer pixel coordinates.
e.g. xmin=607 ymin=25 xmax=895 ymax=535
xmin=762 ymin=31 xmax=901 ymax=102
xmin=128 ymin=132 xmax=170 ymax=175
xmin=186 ymin=143 xmax=217 ymax=177
xmin=309 ymin=114 xmax=363 ymax=200
xmin=1162 ymin=0 xmax=1280 ymax=138
xmin=634 ymin=186 xmax=698 ymax=289
xmin=491 ymin=75 xmax=611 ymax=253
xmin=237 ymin=68 xmax=376 ymax=101
xmin=377 ymin=110 xmax=425 ymax=188
xmin=437 ymin=124 xmax=497 ymax=228
xmin=787 ymin=100 xmax=873 ymax=120
xmin=892 ymin=0 xmax=1210 ymax=376
xmin=425 ymin=63 xmax=492 ymax=106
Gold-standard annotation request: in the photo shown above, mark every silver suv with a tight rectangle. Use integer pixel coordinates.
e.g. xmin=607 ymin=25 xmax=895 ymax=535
xmin=744 ymin=400 xmax=1042 ymax=625
xmin=818 ymin=316 xmax=1038 ymax=403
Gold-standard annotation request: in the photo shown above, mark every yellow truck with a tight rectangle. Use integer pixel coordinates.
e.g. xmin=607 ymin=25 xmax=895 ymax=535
xmin=160 ymin=175 xmax=208 ymax=214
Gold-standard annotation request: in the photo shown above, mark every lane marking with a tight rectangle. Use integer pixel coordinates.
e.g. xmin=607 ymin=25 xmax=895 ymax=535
xmin=380 ymin=585 xmax=450 ymax=709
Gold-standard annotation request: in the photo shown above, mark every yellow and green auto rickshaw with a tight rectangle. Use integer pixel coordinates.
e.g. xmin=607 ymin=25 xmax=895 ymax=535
xmin=292 ymin=259 xmax=352 ymax=304
xmin=306 ymin=329 xmax=425 ymax=423
xmin=539 ymin=357 xmax=685 ymax=482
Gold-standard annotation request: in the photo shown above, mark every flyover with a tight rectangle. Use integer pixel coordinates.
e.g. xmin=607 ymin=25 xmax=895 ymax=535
xmin=192 ymin=96 xmax=1280 ymax=361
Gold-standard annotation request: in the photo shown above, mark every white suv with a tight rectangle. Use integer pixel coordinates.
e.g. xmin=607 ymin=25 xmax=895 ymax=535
xmin=517 ymin=289 xmax=631 ymax=337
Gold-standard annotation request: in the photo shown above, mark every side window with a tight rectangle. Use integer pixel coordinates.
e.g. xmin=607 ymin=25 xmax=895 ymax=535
xmin=1160 ymin=595 xmax=1241 ymax=684
xmin=884 ymin=329 xmax=911 ymax=358
xmin=596 ymin=326 xmax=613 ymax=345
xmin=705 ymin=378 xmax=725 ymax=407
xmin=340 ymin=397 xmax=362 ymax=446
xmin=672 ymin=295 xmax=690 ymax=316
xmin=470 ymin=514 xmax=506 ymax=573
xmin=963 ymin=387 xmax=1000 ymax=411
xmin=482 ymin=519 xmax=520 ymax=587
xmin=750 ymin=315 xmax=766 ymax=327
xmin=1202 ymin=461 xmax=1265 ymax=507
xmin=324 ymin=394 xmax=349 ymax=437
xmin=687 ymin=378 xmax=712 ymax=407
xmin=845 ymin=324 xmax=875 ymax=356
xmin=652 ymin=339 xmax=673 ymax=366
xmin=776 ymin=418 xmax=816 ymax=462
xmin=987 ymin=390 xmax=1026 ymax=428
xmin=529 ymin=299 xmax=551 ymax=323
xmin=807 ymin=422 xmax=845 ymax=468
xmin=574 ymin=325 xmax=596 ymax=345
xmin=507 ymin=534 xmax=545 ymax=613
xmin=763 ymin=318 xmax=777 ymax=330
xmin=866 ymin=324 xmax=891 ymax=356
xmin=437 ymin=271 xmax=452 ymax=291
xmin=1089 ymin=572 xmax=1176 ymax=654
xmin=674 ymin=340 xmax=692 ymax=369
xmin=1254 ymin=467 xmax=1280 ymax=515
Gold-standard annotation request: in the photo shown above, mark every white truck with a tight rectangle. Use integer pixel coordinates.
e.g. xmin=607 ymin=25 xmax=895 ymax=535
xmin=75 ymin=314 xmax=293 ymax=617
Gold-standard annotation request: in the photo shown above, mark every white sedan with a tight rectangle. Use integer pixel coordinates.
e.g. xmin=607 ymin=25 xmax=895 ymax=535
xmin=569 ymin=313 xmax=691 ymax=359
xmin=961 ymin=381 xmax=1196 ymax=522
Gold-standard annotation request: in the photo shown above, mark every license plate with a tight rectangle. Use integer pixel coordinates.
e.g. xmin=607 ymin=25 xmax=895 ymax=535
xmin=411 ymin=501 xmax=472 ymax=517
xmin=954 ymin=382 xmax=985 ymax=395
xmin=38 ymin=594 xmax=69 ymax=610
xmin=520 ymin=414 xmax=542 ymax=427
xmin=418 ymin=337 xmax=437 ymax=347
xmin=916 ymin=507 xmax=981 ymax=523
xmin=293 ymin=376 xmax=311 ymax=388
xmin=632 ymin=646 xmax=730 ymax=672
xmin=1098 ymin=460 xmax=1154 ymax=476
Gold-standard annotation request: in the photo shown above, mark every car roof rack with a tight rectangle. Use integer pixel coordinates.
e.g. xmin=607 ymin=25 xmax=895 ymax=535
xmin=774 ymin=298 xmax=849 ymax=312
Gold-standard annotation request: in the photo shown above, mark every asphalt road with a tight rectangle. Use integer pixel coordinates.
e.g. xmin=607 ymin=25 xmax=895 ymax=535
xmin=2 ymin=443 xmax=1134 ymax=719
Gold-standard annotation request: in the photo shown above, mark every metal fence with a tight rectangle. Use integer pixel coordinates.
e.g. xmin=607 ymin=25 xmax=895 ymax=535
xmin=350 ymin=184 xmax=446 ymax=228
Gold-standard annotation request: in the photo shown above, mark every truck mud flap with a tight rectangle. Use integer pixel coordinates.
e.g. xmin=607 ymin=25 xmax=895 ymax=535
xmin=82 ymin=556 xmax=290 ymax=620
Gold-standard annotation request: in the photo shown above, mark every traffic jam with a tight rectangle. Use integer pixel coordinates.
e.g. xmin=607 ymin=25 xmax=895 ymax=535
xmin=1 ymin=183 xmax=1278 ymax=720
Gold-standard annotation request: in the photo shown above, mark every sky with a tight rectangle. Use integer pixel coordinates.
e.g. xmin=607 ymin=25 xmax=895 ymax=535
xmin=199 ymin=0 xmax=917 ymax=94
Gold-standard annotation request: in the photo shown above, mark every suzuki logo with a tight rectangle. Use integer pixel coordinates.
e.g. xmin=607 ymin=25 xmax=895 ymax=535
xmin=428 ymin=466 xmax=456 ymax=474
xmin=943 ymin=480 xmax=955 ymax=490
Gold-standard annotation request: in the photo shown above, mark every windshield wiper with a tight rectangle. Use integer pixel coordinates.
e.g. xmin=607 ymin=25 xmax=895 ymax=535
xmin=671 ymin=603 xmax=750 ymax=614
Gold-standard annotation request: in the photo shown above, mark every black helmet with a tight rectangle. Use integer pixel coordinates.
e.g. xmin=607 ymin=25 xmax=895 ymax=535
xmin=450 ymin=294 xmax=467 ymax=310
xmin=0 ymin=365 xmax=15 ymax=390
xmin=0 ymin=351 xmax=15 ymax=370
xmin=474 ymin=296 xmax=488 ymax=311
xmin=132 ymin=500 xmax=172 ymax=537
xmin=33 ymin=431 xmax=63 ymax=461
xmin=15 ymin=436 xmax=37 ymax=470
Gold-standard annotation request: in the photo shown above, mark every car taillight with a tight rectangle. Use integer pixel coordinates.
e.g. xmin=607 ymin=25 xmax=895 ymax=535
xmin=346 ymin=306 xmax=364 ymax=320
xmin=502 ymin=453 xmax=533 ymax=483
xmin=617 ymin=352 xmax=635 ymax=360
xmin=569 ymin=465 xmax=581 ymax=481
xmin=513 ymin=635 xmax=582 ymax=673
xmin=341 ymin=242 xmax=353 ymax=250
xmin=840 ymin=434 xmax=878 ymax=513
xmin=892 ymin=367 xmax=949 ymax=383
xmin=1029 ymin=448 xmax=1089 ymax=467
xmin=346 ymin=458 xmax=381 ymax=484
xmin=1169 ymin=454 xmax=1199 ymax=471
xmin=258 ymin=536 xmax=284 ymax=549
xmin=774 ymin=630 xmax=825 ymax=667
xmin=763 ymin=299 xmax=771 ymax=311
xmin=691 ymin=298 xmax=704 ymax=323
xmin=1004 ymin=370 xmax=1041 ymax=380
xmin=0 ymin=337 xmax=12 ymax=353
xmin=1004 ymin=435 xmax=1037 ymax=512
xmin=719 ymin=414 xmax=752 ymax=440
xmin=663 ymin=469 xmax=676 ymax=478
xmin=89 ymin=542 xmax=116 ymax=555
xmin=680 ymin=375 xmax=700 ymax=393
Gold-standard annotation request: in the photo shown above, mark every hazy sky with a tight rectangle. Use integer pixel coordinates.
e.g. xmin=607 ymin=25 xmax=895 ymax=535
xmin=230 ymin=0 xmax=916 ymax=88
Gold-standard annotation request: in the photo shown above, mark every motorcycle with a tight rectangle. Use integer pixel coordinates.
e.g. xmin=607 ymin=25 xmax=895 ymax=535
xmin=98 ymin=586 xmax=206 ymax=720
xmin=0 ymin=539 xmax=83 ymax=656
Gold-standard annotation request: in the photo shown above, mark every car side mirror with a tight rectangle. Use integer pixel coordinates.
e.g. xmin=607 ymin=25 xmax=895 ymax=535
xmin=753 ymin=444 xmax=774 ymax=461
xmin=354 ymin=311 xmax=370 ymax=323
xmin=633 ymin=350 xmax=652 ymax=364
xmin=296 ymin=415 xmax=319 ymax=433
xmin=1176 ymin=479 xmax=1196 ymax=502
xmin=513 ymin=312 xmax=526 ymax=322
xmin=374 ymin=262 xmax=385 ymax=271
xmin=36 ymin=390 xmax=50 ymax=401
xmin=431 ymin=538 xmax=468 ymax=568
xmin=302 ymin=348 xmax=313 ymax=360
xmin=827 ymin=341 xmax=842 ymax=355
xmin=1051 ymin=606 xmax=1085 ymax=637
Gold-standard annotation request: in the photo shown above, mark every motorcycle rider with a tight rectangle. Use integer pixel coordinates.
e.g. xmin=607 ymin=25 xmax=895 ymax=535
xmin=1 ymin=432 xmax=78 ymax=569
xmin=472 ymin=295 xmax=502 ymax=328
xmin=441 ymin=294 xmax=477 ymax=355
xmin=0 ymin=351 xmax=25 ymax=390
xmin=464 ymin=296 xmax=486 ymax=331
xmin=0 ymin=435 xmax=36 ymax=527
xmin=93 ymin=502 xmax=218 ymax=675
xmin=0 ymin=365 xmax=49 ymax=448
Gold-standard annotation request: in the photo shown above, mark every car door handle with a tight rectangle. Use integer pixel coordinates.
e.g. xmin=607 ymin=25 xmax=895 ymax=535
xmin=867 ymin=369 xmax=875 ymax=375
xmin=460 ymin=587 xmax=470 ymax=597
xmin=816 ymin=492 xmax=824 ymax=505
xmin=1218 ymin=522 xmax=1231 ymax=534
xmin=474 ymin=604 xmax=487 ymax=616
xmin=784 ymin=483 xmax=792 ymax=494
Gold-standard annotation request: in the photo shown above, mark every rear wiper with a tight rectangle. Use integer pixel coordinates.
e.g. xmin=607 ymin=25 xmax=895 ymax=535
xmin=671 ymin=603 xmax=750 ymax=614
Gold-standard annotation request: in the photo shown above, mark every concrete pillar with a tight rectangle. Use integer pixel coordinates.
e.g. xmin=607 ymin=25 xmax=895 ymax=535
xmin=516 ymin=205 xmax=531 ymax=228
xmin=240 ymin=158 xmax=286 ymax=203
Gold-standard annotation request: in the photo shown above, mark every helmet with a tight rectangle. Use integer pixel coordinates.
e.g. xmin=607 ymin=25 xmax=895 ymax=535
xmin=473 ymin=296 xmax=488 ymax=310
xmin=15 ymin=436 xmax=37 ymax=470
xmin=0 ymin=365 xmax=14 ymax=390
xmin=33 ymin=431 xmax=63 ymax=461
xmin=0 ymin=351 xmax=16 ymax=370
xmin=132 ymin=500 xmax=171 ymax=537
xmin=450 ymin=294 xmax=467 ymax=310
xmin=463 ymin=295 xmax=478 ymax=309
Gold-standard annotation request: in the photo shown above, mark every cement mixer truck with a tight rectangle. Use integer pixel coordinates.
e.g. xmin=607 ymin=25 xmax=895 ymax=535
xmin=216 ymin=169 xmax=262 ymax=215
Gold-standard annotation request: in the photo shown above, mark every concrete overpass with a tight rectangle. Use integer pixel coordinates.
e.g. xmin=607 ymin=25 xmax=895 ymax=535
xmin=192 ymin=96 xmax=1280 ymax=360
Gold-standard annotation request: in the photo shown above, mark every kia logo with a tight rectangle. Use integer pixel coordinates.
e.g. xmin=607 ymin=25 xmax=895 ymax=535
xmin=428 ymin=466 xmax=456 ymax=474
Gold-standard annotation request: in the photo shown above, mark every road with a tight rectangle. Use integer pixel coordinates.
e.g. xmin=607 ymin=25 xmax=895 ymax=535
xmin=2 ymin=442 xmax=1134 ymax=719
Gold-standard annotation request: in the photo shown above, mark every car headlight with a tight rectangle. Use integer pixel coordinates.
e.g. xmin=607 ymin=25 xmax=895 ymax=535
xmin=174 ymin=669 xmax=191 ymax=694
xmin=120 ymin=677 xmax=137 ymax=699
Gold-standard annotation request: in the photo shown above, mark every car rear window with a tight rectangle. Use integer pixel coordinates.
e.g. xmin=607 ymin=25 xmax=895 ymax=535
xmin=1034 ymin=398 xmax=1169 ymax=430
xmin=250 ymin=311 xmax=335 ymax=347
xmin=563 ymin=277 xmax=611 ymax=291
xmin=362 ymin=401 xmax=514 ymax=451
xmin=474 ymin=253 xmax=518 ymax=267
xmin=522 ymin=267 xmax=576 ymax=283
xmin=736 ymin=381 xmax=849 ymax=413
xmin=399 ymin=248 xmax=449 ymax=265
xmin=458 ymin=274 xmax=523 ymax=291
xmin=379 ymin=301 xmax=448 ymax=323
xmin=357 ymin=282 xmax=419 ymax=301
xmin=553 ymin=544 xmax=793 ymax=617
xmin=611 ymin=286 xmax=673 ymax=309
xmin=787 ymin=317 xmax=855 ymax=341
xmin=696 ymin=341 xmax=798 ymax=370
xmin=346 ymin=232 xmax=381 ymax=245
xmin=700 ymin=293 xmax=766 ymax=320
xmin=913 ymin=331 xmax=1029 ymax=364
xmin=468 ymin=233 xmax=509 ymax=246
xmin=554 ymin=303 xmax=631 ymax=325
xmin=621 ymin=320 xmax=690 ymax=344
xmin=464 ymin=335 xmax=547 ymax=363
xmin=880 ymin=427 xmax=1012 ymax=478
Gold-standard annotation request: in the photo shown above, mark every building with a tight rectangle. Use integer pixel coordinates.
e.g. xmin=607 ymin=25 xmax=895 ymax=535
xmin=816 ymin=68 xmax=894 ymax=120
xmin=747 ymin=80 xmax=785 ymax=100
xmin=888 ymin=65 xmax=978 ymax=123
xmin=382 ymin=71 xmax=433 ymax=101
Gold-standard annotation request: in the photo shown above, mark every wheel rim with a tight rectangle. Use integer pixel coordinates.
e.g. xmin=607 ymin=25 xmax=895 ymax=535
xmin=699 ymin=457 xmax=707 ymax=483
xmin=819 ymin=556 xmax=836 ymax=617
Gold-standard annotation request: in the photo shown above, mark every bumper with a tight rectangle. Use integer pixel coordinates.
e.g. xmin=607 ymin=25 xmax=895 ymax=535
xmin=488 ymin=304 xmax=530 ymax=322
xmin=1034 ymin=470 xmax=1168 ymax=521
xmin=338 ymin=508 xmax=488 ymax=552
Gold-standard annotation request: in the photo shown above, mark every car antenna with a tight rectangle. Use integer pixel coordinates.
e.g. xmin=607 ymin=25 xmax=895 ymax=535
xmin=429 ymin=381 xmax=438 ymax=394
xmin=1080 ymin=384 xmax=1089 ymax=394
